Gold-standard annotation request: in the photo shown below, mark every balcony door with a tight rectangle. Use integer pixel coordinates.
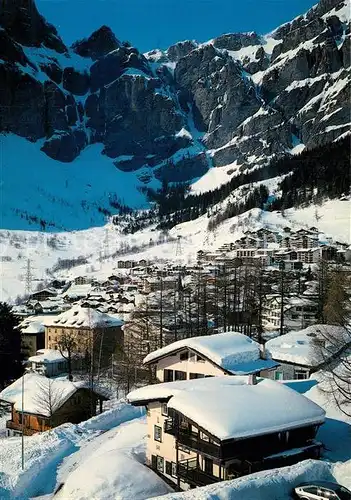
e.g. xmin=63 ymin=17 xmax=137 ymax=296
xmin=203 ymin=457 xmax=213 ymax=475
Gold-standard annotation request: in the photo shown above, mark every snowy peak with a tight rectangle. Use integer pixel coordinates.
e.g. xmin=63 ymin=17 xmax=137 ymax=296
xmin=0 ymin=0 xmax=350 ymax=231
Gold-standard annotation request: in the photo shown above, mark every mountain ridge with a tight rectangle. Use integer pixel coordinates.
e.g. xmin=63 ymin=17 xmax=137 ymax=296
xmin=0 ymin=0 xmax=349 ymax=231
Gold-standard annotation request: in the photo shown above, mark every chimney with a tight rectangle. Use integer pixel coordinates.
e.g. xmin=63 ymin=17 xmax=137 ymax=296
xmin=248 ymin=373 xmax=257 ymax=385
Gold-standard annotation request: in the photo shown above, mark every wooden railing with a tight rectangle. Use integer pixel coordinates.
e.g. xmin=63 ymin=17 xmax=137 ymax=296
xmin=177 ymin=459 xmax=220 ymax=487
xmin=164 ymin=419 xmax=221 ymax=458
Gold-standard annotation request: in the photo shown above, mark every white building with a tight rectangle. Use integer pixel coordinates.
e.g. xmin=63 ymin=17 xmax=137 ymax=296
xmin=143 ymin=332 xmax=278 ymax=382
xmin=262 ymin=295 xmax=318 ymax=332
xmin=265 ymin=324 xmax=348 ymax=380
xmin=128 ymin=376 xmax=325 ymax=489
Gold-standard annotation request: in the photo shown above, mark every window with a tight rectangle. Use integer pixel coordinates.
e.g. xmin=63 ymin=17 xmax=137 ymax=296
xmin=189 ymin=373 xmax=205 ymax=379
xmin=303 ymin=486 xmax=318 ymax=495
xmin=200 ymin=431 xmax=210 ymax=442
xmin=48 ymin=335 xmax=51 ymax=340
xmin=189 ymin=352 xmax=196 ymax=362
xmin=179 ymin=351 xmax=188 ymax=361
xmin=197 ymin=355 xmax=205 ymax=363
xmin=294 ymin=369 xmax=309 ymax=380
xmin=171 ymin=462 xmax=177 ymax=477
xmin=37 ymin=417 xmax=45 ymax=428
xmin=274 ymin=371 xmax=283 ymax=381
xmin=156 ymin=456 xmax=164 ymax=473
xmin=154 ymin=425 xmax=162 ymax=442
xmin=165 ymin=461 xmax=172 ymax=476
xmin=18 ymin=413 xmax=23 ymax=424
xmin=161 ymin=403 xmax=168 ymax=416
xmin=174 ymin=370 xmax=186 ymax=381
xmin=164 ymin=369 xmax=174 ymax=382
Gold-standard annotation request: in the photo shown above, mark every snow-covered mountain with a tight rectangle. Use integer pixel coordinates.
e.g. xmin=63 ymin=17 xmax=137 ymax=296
xmin=0 ymin=0 xmax=350 ymax=230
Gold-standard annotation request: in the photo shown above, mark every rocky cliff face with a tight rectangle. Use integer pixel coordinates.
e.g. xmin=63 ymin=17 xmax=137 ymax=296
xmin=0 ymin=0 xmax=349 ymax=186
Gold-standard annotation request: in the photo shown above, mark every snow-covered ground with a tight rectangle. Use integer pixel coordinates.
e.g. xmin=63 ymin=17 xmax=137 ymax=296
xmin=1 ymin=198 xmax=350 ymax=302
xmin=0 ymin=400 xmax=171 ymax=500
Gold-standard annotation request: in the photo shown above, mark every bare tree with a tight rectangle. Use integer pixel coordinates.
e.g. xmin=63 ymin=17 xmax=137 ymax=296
xmin=33 ymin=378 xmax=65 ymax=426
xmin=57 ymin=330 xmax=78 ymax=381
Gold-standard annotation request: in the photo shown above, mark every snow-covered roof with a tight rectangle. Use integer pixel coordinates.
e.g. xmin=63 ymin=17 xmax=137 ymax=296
xmin=128 ymin=376 xmax=325 ymax=441
xmin=28 ymin=349 xmax=66 ymax=364
xmin=265 ymin=325 xmax=348 ymax=367
xmin=0 ymin=373 xmax=94 ymax=416
xmin=143 ymin=331 xmax=278 ymax=374
xmin=62 ymin=284 xmax=92 ymax=298
xmin=43 ymin=305 xmax=124 ymax=328
xmin=19 ymin=315 xmax=58 ymax=335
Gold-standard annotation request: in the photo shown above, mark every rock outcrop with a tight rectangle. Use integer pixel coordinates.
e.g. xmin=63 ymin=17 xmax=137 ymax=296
xmin=0 ymin=0 xmax=349 ymax=181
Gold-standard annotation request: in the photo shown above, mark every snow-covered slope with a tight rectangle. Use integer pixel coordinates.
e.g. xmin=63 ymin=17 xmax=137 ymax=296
xmin=0 ymin=0 xmax=350 ymax=231
xmin=1 ymin=198 xmax=350 ymax=303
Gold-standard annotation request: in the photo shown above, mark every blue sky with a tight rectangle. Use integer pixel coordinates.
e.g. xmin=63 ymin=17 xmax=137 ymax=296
xmin=37 ymin=0 xmax=317 ymax=52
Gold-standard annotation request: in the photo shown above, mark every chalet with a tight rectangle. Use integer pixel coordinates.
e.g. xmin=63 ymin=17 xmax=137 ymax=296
xmin=117 ymin=260 xmax=136 ymax=269
xmin=280 ymin=260 xmax=303 ymax=272
xmin=128 ymin=376 xmax=325 ymax=489
xmin=143 ymin=332 xmax=278 ymax=382
xmin=62 ymin=283 xmax=92 ymax=302
xmin=0 ymin=373 xmax=108 ymax=436
xmin=44 ymin=305 xmax=124 ymax=369
xmin=265 ymin=324 xmax=349 ymax=381
xmin=26 ymin=349 xmax=69 ymax=377
xmin=262 ymin=295 xmax=318 ymax=332
xmin=144 ymin=276 xmax=179 ymax=293
xmin=74 ymin=276 xmax=92 ymax=285
xmin=28 ymin=288 xmax=57 ymax=302
xmin=319 ymin=245 xmax=339 ymax=262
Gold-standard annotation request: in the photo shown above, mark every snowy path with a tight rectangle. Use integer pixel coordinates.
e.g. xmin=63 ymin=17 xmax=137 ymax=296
xmin=0 ymin=402 xmax=171 ymax=500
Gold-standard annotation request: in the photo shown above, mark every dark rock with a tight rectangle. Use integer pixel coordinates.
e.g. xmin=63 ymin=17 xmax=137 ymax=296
xmin=155 ymin=152 xmax=209 ymax=183
xmin=0 ymin=30 xmax=31 ymax=66
xmin=156 ymin=65 xmax=174 ymax=86
xmin=213 ymin=32 xmax=261 ymax=51
xmin=271 ymin=18 xmax=327 ymax=63
xmin=341 ymin=35 xmax=351 ymax=67
xmin=0 ymin=65 xmax=45 ymax=140
xmin=66 ymin=105 xmax=78 ymax=126
xmin=274 ymin=76 xmax=327 ymax=120
xmin=44 ymin=81 xmax=69 ymax=134
xmin=73 ymin=129 xmax=87 ymax=150
xmin=85 ymin=93 xmax=105 ymax=139
xmin=312 ymin=0 xmax=345 ymax=18
xmin=114 ymin=156 xmax=147 ymax=172
xmin=41 ymin=130 xmax=85 ymax=162
xmin=63 ymin=67 xmax=90 ymax=95
xmin=102 ymin=74 xmax=184 ymax=157
xmin=39 ymin=61 xmax=63 ymax=84
xmin=72 ymin=26 xmax=120 ymax=60
xmin=90 ymin=46 xmax=150 ymax=92
xmin=167 ymin=40 xmax=197 ymax=61
xmin=261 ymin=49 xmax=311 ymax=101
xmin=175 ymin=45 xmax=260 ymax=146
xmin=90 ymin=50 xmax=124 ymax=92
xmin=242 ymin=46 xmax=269 ymax=74
xmin=326 ymin=15 xmax=343 ymax=39
xmin=0 ymin=0 xmax=67 ymax=52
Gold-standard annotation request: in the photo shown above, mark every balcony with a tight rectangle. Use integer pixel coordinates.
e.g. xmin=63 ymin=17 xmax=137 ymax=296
xmin=6 ymin=420 xmax=36 ymax=436
xmin=177 ymin=459 xmax=220 ymax=487
xmin=164 ymin=419 xmax=221 ymax=459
